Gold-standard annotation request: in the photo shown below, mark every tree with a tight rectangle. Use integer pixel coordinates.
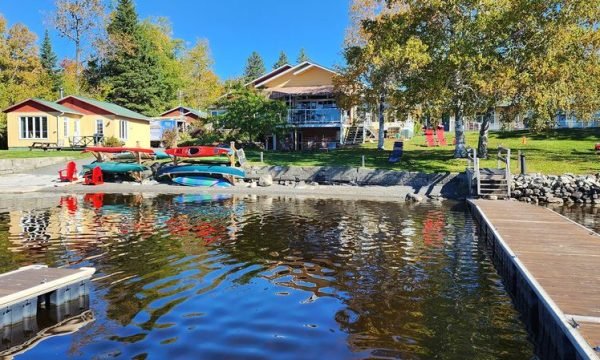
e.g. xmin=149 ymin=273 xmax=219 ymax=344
xmin=214 ymin=86 xmax=288 ymax=142
xmin=273 ymin=51 xmax=289 ymax=69
xmin=243 ymin=51 xmax=265 ymax=82
xmin=181 ymin=39 xmax=222 ymax=110
xmin=40 ymin=30 xmax=62 ymax=96
xmin=52 ymin=0 xmax=104 ymax=88
xmin=0 ymin=17 xmax=51 ymax=145
xmin=104 ymin=0 xmax=169 ymax=116
xmin=296 ymin=48 xmax=309 ymax=63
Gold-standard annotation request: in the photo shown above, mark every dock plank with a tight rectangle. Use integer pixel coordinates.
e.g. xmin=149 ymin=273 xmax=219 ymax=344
xmin=472 ymin=200 xmax=600 ymax=358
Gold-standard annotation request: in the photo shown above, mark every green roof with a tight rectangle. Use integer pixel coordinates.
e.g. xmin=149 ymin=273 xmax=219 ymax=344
xmin=59 ymin=95 xmax=150 ymax=121
xmin=184 ymin=107 xmax=208 ymax=118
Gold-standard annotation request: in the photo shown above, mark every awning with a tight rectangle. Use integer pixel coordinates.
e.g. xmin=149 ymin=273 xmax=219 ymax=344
xmin=268 ymin=85 xmax=335 ymax=98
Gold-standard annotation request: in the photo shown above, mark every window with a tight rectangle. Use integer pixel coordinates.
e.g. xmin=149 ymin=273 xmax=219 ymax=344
xmin=63 ymin=117 xmax=69 ymax=137
xmin=119 ymin=120 xmax=128 ymax=140
xmin=19 ymin=116 xmax=48 ymax=139
xmin=96 ymin=119 xmax=104 ymax=135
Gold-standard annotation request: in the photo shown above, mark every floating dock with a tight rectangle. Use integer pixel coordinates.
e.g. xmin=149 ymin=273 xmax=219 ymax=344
xmin=0 ymin=265 xmax=95 ymax=328
xmin=468 ymin=199 xmax=600 ymax=359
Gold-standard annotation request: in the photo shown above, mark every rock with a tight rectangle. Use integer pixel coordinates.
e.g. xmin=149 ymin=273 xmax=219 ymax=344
xmin=258 ymin=175 xmax=273 ymax=187
xmin=250 ymin=181 xmax=258 ymax=188
xmin=406 ymin=193 xmax=424 ymax=202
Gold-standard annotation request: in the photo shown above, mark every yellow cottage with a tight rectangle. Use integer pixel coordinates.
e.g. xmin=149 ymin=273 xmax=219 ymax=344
xmin=3 ymin=95 xmax=151 ymax=149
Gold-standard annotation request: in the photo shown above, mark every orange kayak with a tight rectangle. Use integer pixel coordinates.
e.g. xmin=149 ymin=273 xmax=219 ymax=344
xmin=165 ymin=146 xmax=232 ymax=157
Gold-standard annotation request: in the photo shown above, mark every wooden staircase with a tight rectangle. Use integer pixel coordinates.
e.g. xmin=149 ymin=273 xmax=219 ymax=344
xmin=344 ymin=125 xmax=377 ymax=145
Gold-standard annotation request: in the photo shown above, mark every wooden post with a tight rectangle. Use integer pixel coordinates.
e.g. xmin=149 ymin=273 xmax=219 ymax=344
xmin=229 ymin=141 xmax=237 ymax=167
xmin=362 ymin=155 xmax=365 ymax=168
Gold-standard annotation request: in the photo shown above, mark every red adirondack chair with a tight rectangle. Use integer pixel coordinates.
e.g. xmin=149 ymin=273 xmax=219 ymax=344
xmin=84 ymin=166 xmax=104 ymax=185
xmin=58 ymin=161 xmax=78 ymax=182
xmin=436 ymin=129 xmax=448 ymax=146
xmin=424 ymin=129 xmax=436 ymax=147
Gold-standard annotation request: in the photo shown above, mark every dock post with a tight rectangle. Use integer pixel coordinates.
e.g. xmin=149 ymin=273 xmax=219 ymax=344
xmin=260 ymin=152 xmax=264 ymax=163
xmin=361 ymin=155 xmax=365 ymax=168
xmin=519 ymin=151 xmax=526 ymax=175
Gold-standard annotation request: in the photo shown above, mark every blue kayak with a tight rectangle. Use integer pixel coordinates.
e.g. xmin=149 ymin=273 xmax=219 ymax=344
xmin=172 ymin=176 xmax=233 ymax=187
xmin=83 ymin=162 xmax=148 ymax=173
xmin=156 ymin=164 xmax=245 ymax=178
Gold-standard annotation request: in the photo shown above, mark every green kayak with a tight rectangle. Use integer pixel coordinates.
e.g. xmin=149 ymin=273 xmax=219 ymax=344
xmin=83 ymin=162 xmax=148 ymax=173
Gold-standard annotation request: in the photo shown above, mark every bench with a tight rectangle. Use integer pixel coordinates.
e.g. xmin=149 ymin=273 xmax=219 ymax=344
xmin=29 ymin=142 xmax=62 ymax=151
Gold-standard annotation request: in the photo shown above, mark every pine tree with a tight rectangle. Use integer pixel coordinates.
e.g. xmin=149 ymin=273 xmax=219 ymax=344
xmin=243 ymin=51 xmax=265 ymax=82
xmin=296 ymin=48 xmax=309 ymax=63
xmin=104 ymin=0 xmax=169 ymax=116
xmin=39 ymin=30 xmax=62 ymax=95
xmin=273 ymin=51 xmax=289 ymax=69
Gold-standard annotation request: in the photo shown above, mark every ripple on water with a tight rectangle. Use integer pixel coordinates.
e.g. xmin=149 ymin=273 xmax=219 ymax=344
xmin=0 ymin=195 xmax=535 ymax=359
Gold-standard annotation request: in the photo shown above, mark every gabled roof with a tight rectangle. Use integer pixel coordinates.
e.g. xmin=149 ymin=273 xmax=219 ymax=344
xmin=57 ymin=95 xmax=150 ymax=122
xmin=250 ymin=61 xmax=338 ymax=88
xmin=159 ymin=106 xmax=208 ymax=119
xmin=245 ymin=64 xmax=294 ymax=87
xmin=2 ymin=98 xmax=84 ymax=115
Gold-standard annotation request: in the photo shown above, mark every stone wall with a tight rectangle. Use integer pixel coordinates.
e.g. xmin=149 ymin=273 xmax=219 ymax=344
xmin=0 ymin=157 xmax=74 ymax=175
xmin=512 ymin=173 xmax=600 ymax=205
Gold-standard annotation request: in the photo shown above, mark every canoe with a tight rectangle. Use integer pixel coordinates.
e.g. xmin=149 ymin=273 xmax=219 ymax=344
xmin=172 ymin=176 xmax=233 ymax=187
xmin=165 ymin=146 xmax=232 ymax=158
xmin=83 ymin=162 xmax=148 ymax=173
xmin=156 ymin=164 xmax=245 ymax=178
xmin=84 ymin=146 xmax=155 ymax=154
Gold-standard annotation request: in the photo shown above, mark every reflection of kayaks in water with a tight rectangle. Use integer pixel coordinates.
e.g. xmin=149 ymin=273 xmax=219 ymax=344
xmin=83 ymin=162 xmax=148 ymax=173
xmin=174 ymin=194 xmax=233 ymax=203
xmin=165 ymin=146 xmax=232 ymax=157
xmin=156 ymin=164 xmax=245 ymax=178
xmin=172 ymin=176 xmax=233 ymax=187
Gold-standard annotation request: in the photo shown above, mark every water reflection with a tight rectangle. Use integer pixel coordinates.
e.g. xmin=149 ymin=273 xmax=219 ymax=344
xmin=0 ymin=194 xmax=535 ymax=359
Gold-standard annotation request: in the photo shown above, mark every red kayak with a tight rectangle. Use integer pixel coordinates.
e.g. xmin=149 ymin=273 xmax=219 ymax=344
xmin=84 ymin=146 xmax=155 ymax=154
xmin=165 ymin=146 xmax=232 ymax=157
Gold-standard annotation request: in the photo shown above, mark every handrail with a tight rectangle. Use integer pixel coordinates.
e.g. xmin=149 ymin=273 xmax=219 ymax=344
xmin=466 ymin=147 xmax=479 ymax=196
xmin=497 ymin=146 xmax=511 ymax=198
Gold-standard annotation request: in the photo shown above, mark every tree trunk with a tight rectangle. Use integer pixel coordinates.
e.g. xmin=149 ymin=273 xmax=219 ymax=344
xmin=377 ymin=93 xmax=385 ymax=150
xmin=477 ymin=107 xmax=493 ymax=159
xmin=75 ymin=38 xmax=81 ymax=94
xmin=453 ymin=104 xmax=467 ymax=158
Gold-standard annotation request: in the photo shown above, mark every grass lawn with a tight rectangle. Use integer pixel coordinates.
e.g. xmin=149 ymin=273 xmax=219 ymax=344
xmin=0 ymin=149 xmax=92 ymax=160
xmin=246 ymin=128 xmax=600 ymax=174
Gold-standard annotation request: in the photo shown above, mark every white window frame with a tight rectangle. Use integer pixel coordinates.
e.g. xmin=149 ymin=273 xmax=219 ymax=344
xmin=96 ymin=119 xmax=104 ymax=135
xmin=63 ymin=117 xmax=69 ymax=138
xmin=119 ymin=119 xmax=128 ymax=140
xmin=19 ymin=116 xmax=48 ymax=139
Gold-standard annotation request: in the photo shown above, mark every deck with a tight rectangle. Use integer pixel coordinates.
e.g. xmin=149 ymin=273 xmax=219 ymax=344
xmin=469 ymin=200 xmax=600 ymax=359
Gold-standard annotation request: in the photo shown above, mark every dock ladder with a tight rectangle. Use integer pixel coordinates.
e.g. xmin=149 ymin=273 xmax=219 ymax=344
xmin=467 ymin=146 xmax=512 ymax=198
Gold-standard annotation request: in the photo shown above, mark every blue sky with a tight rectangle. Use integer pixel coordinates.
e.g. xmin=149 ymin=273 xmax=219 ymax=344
xmin=0 ymin=0 xmax=351 ymax=79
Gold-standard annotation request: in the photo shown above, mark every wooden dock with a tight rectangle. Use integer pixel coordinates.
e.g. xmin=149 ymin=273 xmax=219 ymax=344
xmin=0 ymin=265 xmax=95 ymax=326
xmin=468 ymin=200 xmax=600 ymax=359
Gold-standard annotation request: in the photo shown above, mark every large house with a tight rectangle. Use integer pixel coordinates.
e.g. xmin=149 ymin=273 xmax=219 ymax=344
xmin=244 ymin=61 xmax=416 ymax=150
xmin=3 ymin=95 xmax=151 ymax=149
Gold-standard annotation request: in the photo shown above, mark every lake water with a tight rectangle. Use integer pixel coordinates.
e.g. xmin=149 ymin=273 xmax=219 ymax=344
xmin=0 ymin=194 xmax=535 ymax=359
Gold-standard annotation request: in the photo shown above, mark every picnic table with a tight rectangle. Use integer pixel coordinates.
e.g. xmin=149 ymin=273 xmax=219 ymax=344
xmin=29 ymin=142 xmax=62 ymax=151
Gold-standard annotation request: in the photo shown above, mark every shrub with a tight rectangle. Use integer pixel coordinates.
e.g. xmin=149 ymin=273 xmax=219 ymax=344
xmin=103 ymin=136 xmax=124 ymax=147
xmin=161 ymin=129 xmax=178 ymax=148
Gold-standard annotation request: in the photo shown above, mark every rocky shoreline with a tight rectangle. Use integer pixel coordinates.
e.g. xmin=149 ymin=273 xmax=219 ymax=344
xmin=512 ymin=173 xmax=600 ymax=205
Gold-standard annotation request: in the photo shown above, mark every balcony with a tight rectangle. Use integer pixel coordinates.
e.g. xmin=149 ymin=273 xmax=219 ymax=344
xmin=287 ymin=108 xmax=344 ymax=127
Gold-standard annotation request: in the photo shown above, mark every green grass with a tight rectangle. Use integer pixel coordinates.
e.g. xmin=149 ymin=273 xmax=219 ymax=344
xmin=246 ymin=128 xmax=600 ymax=174
xmin=0 ymin=149 xmax=92 ymax=159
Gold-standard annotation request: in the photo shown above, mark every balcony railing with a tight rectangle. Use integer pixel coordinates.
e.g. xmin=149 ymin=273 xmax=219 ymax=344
xmin=288 ymin=108 xmax=343 ymax=126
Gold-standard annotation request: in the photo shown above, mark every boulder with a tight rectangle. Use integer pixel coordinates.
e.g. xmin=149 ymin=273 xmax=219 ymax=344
xmin=258 ymin=175 xmax=273 ymax=187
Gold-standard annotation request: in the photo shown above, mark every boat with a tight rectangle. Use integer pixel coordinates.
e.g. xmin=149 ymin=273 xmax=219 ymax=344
xmin=172 ymin=176 xmax=233 ymax=187
xmin=165 ymin=146 xmax=232 ymax=158
xmin=112 ymin=149 xmax=170 ymax=160
xmin=156 ymin=164 xmax=245 ymax=179
xmin=84 ymin=146 xmax=155 ymax=154
xmin=83 ymin=162 xmax=148 ymax=174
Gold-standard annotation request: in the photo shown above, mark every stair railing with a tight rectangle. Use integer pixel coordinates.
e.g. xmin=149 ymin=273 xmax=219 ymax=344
xmin=466 ymin=147 xmax=480 ymax=196
xmin=497 ymin=146 xmax=511 ymax=198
